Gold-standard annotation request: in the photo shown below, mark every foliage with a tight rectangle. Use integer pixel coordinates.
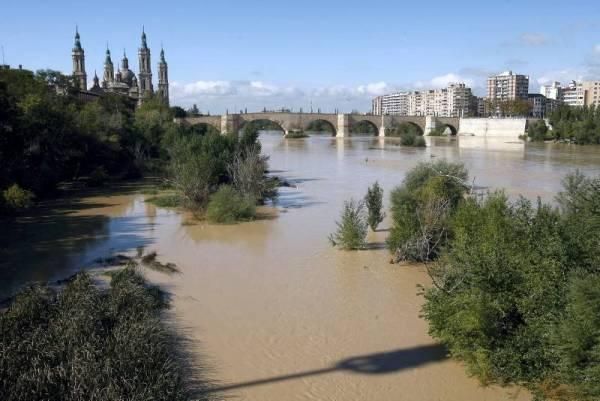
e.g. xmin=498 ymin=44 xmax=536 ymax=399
xmin=387 ymin=123 xmax=426 ymax=146
xmin=205 ymin=185 xmax=256 ymax=223
xmin=548 ymin=104 xmax=600 ymax=144
xmin=350 ymin=121 xmax=378 ymax=135
xmin=87 ymin=166 xmax=109 ymax=187
xmin=167 ymin=132 xmax=236 ymax=209
xmin=0 ymin=268 xmax=212 ymax=401
xmin=365 ymin=181 xmax=385 ymax=231
xmin=422 ymin=171 xmax=600 ymax=399
xmin=484 ymin=99 xmax=532 ymax=117
xmin=228 ymin=145 xmax=277 ymax=204
xmin=285 ymin=130 xmax=309 ymax=138
xmin=553 ymin=276 xmax=600 ymax=400
xmin=0 ymin=68 xmax=174 ymax=209
xmin=145 ymin=194 xmax=182 ymax=208
xmin=2 ymin=184 xmax=34 ymax=212
xmin=305 ymin=120 xmax=335 ymax=135
xmin=387 ymin=161 xmax=468 ymax=262
xmin=329 ymin=199 xmax=368 ymax=250
xmin=527 ymin=120 xmax=550 ymax=142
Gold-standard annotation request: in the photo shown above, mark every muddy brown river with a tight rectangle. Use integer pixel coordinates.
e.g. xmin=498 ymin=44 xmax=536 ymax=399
xmin=2 ymin=135 xmax=600 ymax=400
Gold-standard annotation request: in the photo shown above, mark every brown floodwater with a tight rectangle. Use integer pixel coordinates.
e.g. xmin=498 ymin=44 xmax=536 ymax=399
xmin=2 ymin=135 xmax=600 ymax=400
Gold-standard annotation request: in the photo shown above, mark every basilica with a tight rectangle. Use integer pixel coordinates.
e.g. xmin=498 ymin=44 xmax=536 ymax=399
xmin=71 ymin=28 xmax=169 ymax=105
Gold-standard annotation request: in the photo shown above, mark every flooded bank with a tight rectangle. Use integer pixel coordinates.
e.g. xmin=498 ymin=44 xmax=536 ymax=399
xmin=3 ymin=135 xmax=600 ymax=400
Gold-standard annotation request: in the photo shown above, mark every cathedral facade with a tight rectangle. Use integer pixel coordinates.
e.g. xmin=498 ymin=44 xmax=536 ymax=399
xmin=71 ymin=28 xmax=169 ymax=105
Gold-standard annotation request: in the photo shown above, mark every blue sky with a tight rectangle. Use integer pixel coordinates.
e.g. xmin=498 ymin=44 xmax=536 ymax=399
xmin=2 ymin=0 xmax=599 ymax=112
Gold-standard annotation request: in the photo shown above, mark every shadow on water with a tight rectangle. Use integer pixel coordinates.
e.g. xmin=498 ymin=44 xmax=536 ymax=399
xmin=275 ymin=191 xmax=325 ymax=209
xmin=209 ymin=344 xmax=447 ymax=393
xmin=0 ymin=195 xmax=153 ymax=297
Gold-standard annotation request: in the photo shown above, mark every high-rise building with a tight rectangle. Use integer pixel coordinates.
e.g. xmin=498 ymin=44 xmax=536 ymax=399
xmin=487 ymin=71 xmax=529 ymax=102
xmin=371 ymin=83 xmax=473 ymax=117
xmin=540 ymin=81 xmax=562 ymax=100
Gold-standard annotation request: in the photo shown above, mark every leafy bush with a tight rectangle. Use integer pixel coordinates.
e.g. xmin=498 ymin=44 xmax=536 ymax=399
xmin=422 ymin=171 xmax=600 ymax=399
xmin=0 ymin=268 xmax=211 ymax=401
xmin=387 ymin=161 xmax=468 ymax=262
xmin=387 ymin=123 xmax=426 ymax=147
xmin=228 ymin=145 xmax=277 ymax=204
xmin=329 ymin=199 xmax=368 ymax=250
xmin=365 ymin=181 xmax=385 ymax=231
xmin=527 ymin=120 xmax=550 ymax=141
xmin=87 ymin=166 xmax=109 ymax=187
xmin=206 ymin=185 xmax=256 ymax=223
xmin=2 ymin=184 xmax=34 ymax=211
xmin=145 ymin=194 xmax=182 ymax=208
xmin=285 ymin=130 xmax=309 ymax=138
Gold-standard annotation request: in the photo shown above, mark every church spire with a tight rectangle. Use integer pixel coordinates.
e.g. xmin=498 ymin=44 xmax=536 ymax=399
xmin=72 ymin=26 xmax=87 ymax=90
xmin=138 ymin=27 xmax=153 ymax=99
xmin=157 ymin=45 xmax=169 ymax=106
xmin=102 ymin=45 xmax=114 ymax=88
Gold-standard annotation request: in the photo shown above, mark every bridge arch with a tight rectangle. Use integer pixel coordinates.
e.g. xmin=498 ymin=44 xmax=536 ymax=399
xmin=239 ymin=118 xmax=286 ymax=135
xmin=304 ymin=119 xmax=337 ymax=136
xmin=351 ymin=120 xmax=379 ymax=136
xmin=387 ymin=122 xmax=424 ymax=137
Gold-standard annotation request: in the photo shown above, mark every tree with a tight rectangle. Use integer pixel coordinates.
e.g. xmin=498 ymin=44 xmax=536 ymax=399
xmin=387 ymin=161 xmax=468 ymax=262
xmin=365 ymin=182 xmax=385 ymax=231
xmin=329 ymin=199 xmax=368 ymax=250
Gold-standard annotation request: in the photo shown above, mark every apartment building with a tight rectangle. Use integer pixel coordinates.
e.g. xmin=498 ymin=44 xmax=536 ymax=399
xmin=562 ymin=81 xmax=585 ymax=107
xmin=540 ymin=81 xmax=562 ymax=100
xmin=583 ymin=81 xmax=600 ymax=107
xmin=371 ymin=83 xmax=473 ymax=117
xmin=487 ymin=71 xmax=529 ymax=101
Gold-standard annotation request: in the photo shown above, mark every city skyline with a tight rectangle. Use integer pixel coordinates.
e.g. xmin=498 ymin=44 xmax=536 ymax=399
xmin=2 ymin=0 xmax=600 ymax=113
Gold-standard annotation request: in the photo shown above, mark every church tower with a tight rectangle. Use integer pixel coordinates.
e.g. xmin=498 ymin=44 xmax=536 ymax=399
xmin=102 ymin=47 xmax=114 ymax=88
xmin=138 ymin=28 xmax=153 ymax=97
xmin=72 ymin=27 xmax=87 ymax=90
xmin=158 ymin=47 xmax=169 ymax=105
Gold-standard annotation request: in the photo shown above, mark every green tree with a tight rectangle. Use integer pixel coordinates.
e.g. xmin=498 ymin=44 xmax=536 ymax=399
xmin=365 ymin=181 xmax=385 ymax=231
xmin=329 ymin=199 xmax=368 ymax=250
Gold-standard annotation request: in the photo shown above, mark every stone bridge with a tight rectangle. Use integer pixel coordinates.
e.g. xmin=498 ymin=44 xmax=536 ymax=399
xmin=178 ymin=112 xmax=460 ymax=137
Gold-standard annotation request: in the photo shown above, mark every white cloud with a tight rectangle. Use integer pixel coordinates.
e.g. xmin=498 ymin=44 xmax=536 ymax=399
xmin=519 ymin=32 xmax=549 ymax=46
xmin=593 ymin=44 xmax=600 ymax=54
xmin=169 ymin=74 xmax=484 ymax=113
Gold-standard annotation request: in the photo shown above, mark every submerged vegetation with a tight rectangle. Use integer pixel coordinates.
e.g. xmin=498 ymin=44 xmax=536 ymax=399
xmin=0 ymin=267 xmax=213 ymax=401
xmin=365 ymin=181 xmax=385 ymax=231
xmin=403 ymin=167 xmax=600 ymax=400
xmin=329 ymin=199 xmax=368 ymax=250
xmin=386 ymin=123 xmax=426 ymax=147
xmin=387 ymin=161 xmax=468 ymax=262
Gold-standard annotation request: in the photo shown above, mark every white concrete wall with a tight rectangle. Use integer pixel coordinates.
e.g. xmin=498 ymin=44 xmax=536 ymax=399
xmin=458 ymin=118 xmax=527 ymax=138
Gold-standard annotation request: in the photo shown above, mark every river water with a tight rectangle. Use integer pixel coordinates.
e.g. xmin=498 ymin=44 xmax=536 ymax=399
xmin=2 ymin=135 xmax=600 ymax=400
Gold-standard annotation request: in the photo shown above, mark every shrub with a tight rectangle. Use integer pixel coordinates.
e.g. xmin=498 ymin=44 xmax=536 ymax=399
xmin=0 ymin=268 xmax=209 ymax=401
xmin=554 ymin=275 xmax=600 ymax=400
xmin=527 ymin=120 xmax=550 ymax=141
xmin=365 ymin=181 xmax=385 ymax=231
xmin=206 ymin=185 xmax=256 ymax=223
xmin=2 ymin=184 xmax=34 ymax=211
xmin=87 ymin=166 xmax=109 ymax=187
xmin=285 ymin=130 xmax=309 ymax=138
xmin=387 ymin=123 xmax=426 ymax=147
xmin=387 ymin=161 xmax=468 ymax=262
xmin=329 ymin=199 xmax=368 ymax=250
xmin=228 ymin=145 xmax=277 ymax=204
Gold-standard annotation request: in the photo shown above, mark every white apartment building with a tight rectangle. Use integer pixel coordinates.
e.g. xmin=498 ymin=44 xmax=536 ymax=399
xmin=371 ymin=83 xmax=473 ymax=117
xmin=487 ymin=71 xmax=529 ymax=101
xmin=540 ymin=81 xmax=562 ymax=100
xmin=562 ymin=81 xmax=585 ymax=107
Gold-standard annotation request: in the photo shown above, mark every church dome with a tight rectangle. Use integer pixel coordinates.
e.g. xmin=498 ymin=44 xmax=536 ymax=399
xmin=120 ymin=68 xmax=136 ymax=86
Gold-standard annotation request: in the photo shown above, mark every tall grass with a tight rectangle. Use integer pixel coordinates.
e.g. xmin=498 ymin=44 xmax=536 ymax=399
xmin=0 ymin=267 xmax=215 ymax=401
